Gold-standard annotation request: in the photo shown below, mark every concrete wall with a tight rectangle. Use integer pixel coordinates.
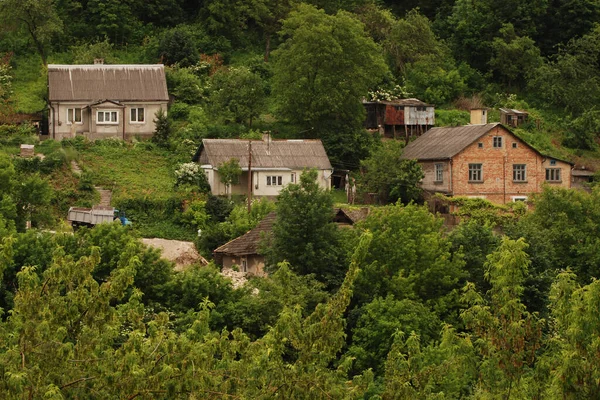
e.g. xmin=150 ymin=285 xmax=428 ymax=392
xmin=49 ymin=101 xmax=167 ymax=141
xmin=448 ymin=125 xmax=571 ymax=204
xmin=205 ymin=168 xmax=332 ymax=197
xmin=420 ymin=160 xmax=451 ymax=193
xmin=222 ymin=254 xmax=266 ymax=276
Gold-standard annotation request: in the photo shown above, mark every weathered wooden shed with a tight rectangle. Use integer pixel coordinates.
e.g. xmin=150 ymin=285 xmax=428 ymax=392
xmin=500 ymin=108 xmax=529 ymax=128
xmin=363 ymin=98 xmax=434 ymax=140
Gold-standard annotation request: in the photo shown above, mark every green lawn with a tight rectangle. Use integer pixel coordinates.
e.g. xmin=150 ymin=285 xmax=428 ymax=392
xmin=78 ymin=142 xmax=179 ymax=201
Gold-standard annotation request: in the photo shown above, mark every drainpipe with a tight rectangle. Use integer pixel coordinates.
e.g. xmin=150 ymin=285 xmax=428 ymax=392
xmin=449 ymin=159 xmax=453 ymax=195
xmin=122 ymin=108 xmax=126 ymax=140
xmin=49 ymin=103 xmax=56 ymax=139
xmin=503 ymin=155 xmax=507 ymax=204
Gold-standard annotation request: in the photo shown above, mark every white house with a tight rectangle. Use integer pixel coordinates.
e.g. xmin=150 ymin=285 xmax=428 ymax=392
xmin=47 ymin=63 xmax=169 ymax=141
xmin=194 ymin=137 xmax=333 ymax=197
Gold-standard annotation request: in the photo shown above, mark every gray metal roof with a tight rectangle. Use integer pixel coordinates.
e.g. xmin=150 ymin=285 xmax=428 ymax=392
xmin=48 ymin=64 xmax=169 ymax=102
xmin=401 ymin=123 xmax=501 ymax=160
xmin=363 ymin=98 xmax=434 ymax=107
xmin=198 ymin=139 xmax=332 ymax=170
xmin=499 ymin=108 xmax=529 ymax=115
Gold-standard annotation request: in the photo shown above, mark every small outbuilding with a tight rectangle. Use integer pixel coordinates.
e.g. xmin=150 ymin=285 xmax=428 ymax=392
xmin=213 ymin=212 xmax=276 ymax=276
xmin=363 ymin=98 xmax=435 ymax=140
xmin=500 ymin=108 xmax=529 ymax=128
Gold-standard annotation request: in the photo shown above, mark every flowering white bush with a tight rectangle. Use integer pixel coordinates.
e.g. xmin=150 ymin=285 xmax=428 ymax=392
xmin=175 ymin=162 xmax=203 ymax=186
xmin=367 ymin=84 xmax=410 ymax=102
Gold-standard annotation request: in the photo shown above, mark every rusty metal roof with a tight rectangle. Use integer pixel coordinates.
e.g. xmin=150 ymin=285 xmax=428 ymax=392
xmin=48 ymin=64 xmax=169 ymax=102
xmin=214 ymin=212 xmax=276 ymax=256
xmin=401 ymin=123 xmax=501 ymax=161
xmin=198 ymin=139 xmax=332 ymax=170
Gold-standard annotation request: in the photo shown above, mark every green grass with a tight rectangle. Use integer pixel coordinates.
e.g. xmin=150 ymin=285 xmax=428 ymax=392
xmin=11 ymin=54 xmax=46 ymax=113
xmin=77 ymin=141 xmax=179 ymax=201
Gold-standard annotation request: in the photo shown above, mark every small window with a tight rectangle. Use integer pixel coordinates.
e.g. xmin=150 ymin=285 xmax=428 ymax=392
xmin=482 ymin=110 xmax=486 ymax=116
xmin=478 ymin=142 xmax=483 ymax=148
xmin=67 ymin=108 xmax=82 ymax=124
xmin=550 ymin=159 xmax=556 ymax=166
xmin=512 ymin=142 xmax=518 ymax=149
xmin=493 ymin=136 xmax=503 ymax=148
xmin=512 ymin=196 xmax=528 ymax=202
xmin=130 ymin=107 xmax=145 ymax=123
xmin=97 ymin=110 xmax=118 ymax=124
xmin=546 ymin=168 xmax=561 ymax=182
xmin=469 ymin=163 xmax=483 ymax=182
xmin=241 ymin=258 xmax=247 ymax=273
xmin=266 ymin=175 xmax=283 ymax=186
xmin=434 ymin=163 xmax=444 ymax=182
xmin=513 ymin=164 xmax=527 ymax=182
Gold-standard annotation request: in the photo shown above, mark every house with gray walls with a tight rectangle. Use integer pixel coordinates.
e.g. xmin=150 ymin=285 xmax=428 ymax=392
xmin=47 ymin=63 xmax=169 ymax=141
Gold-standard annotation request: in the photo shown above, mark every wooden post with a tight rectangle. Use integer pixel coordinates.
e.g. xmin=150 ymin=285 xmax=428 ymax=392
xmin=247 ymin=141 xmax=253 ymax=213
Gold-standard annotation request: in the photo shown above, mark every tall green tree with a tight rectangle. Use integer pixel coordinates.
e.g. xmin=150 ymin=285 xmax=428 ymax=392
xmin=358 ymin=140 xmax=424 ymax=205
xmin=267 ymin=169 xmax=347 ymax=288
xmin=208 ymin=67 xmax=266 ymax=126
xmin=271 ymin=4 xmax=387 ymax=167
xmin=461 ymin=237 xmax=543 ymax=398
xmin=0 ymin=0 xmax=63 ymax=65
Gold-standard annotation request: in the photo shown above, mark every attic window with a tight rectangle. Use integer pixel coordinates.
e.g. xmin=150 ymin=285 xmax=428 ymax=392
xmin=478 ymin=142 xmax=483 ymax=148
xmin=97 ymin=110 xmax=118 ymax=124
xmin=512 ymin=142 xmax=518 ymax=148
xmin=493 ymin=136 xmax=503 ymax=148
xmin=550 ymin=160 xmax=556 ymax=166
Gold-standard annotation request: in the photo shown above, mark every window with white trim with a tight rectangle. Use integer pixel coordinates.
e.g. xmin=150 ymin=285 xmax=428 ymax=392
xmin=493 ymin=136 xmax=503 ymax=148
xmin=97 ymin=110 xmax=118 ymax=124
xmin=512 ymin=196 xmax=528 ymax=202
xmin=266 ymin=175 xmax=282 ymax=186
xmin=468 ymin=163 xmax=483 ymax=182
xmin=434 ymin=163 xmax=443 ymax=182
xmin=67 ymin=108 xmax=82 ymax=124
xmin=513 ymin=164 xmax=527 ymax=182
xmin=546 ymin=168 xmax=561 ymax=182
xmin=130 ymin=107 xmax=145 ymax=123
xmin=291 ymin=173 xmax=296 ymax=183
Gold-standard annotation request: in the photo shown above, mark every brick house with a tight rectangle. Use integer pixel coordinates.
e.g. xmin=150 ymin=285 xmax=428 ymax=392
xmin=47 ymin=64 xmax=169 ymax=141
xmin=400 ymin=123 xmax=573 ymax=204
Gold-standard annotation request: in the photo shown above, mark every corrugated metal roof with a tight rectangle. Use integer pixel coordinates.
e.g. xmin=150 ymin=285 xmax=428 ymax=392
xmin=199 ymin=139 xmax=332 ymax=170
xmin=499 ymin=108 xmax=528 ymax=115
xmin=572 ymin=169 xmax=595 ymax=176
xmin=48 ymin=64 xmax=169 ymax=102
xmin=214 ymin=212 xmax=276 ymax=256
xmin=401 ymin=123 xmax=500 ymax=160
xmin=363 ymin=98 xmax=433 ymax=107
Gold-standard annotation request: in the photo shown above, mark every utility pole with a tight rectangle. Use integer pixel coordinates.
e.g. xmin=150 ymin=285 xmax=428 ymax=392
xmin=247 ymin=140 xmax=253 ymax=213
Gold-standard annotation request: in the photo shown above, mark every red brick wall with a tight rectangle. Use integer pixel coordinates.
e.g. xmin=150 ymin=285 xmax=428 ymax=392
xmin=450 ymin=126 xmax=567 ymax=204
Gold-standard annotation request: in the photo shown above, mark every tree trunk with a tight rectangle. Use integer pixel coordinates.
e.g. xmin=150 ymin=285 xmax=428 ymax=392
xmin=264 ymin=34 xmax=271 ymax=63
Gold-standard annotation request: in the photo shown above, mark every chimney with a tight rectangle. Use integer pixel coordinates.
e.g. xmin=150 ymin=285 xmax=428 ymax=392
xmin=470 ymin=108 xmax=488 ymax=125
xmin=262 ymin=132 xmax=271 ymax=155
xmin=94 ymin=58 xmax=104 ymax=65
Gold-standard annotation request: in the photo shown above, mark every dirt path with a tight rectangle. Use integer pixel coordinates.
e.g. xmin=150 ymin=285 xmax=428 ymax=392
xmin=71 ymin=160 xmax=113 ymax=207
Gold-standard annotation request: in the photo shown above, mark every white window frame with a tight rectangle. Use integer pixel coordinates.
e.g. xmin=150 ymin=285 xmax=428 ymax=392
xmin=130 ymin=107 xmax=145 ymax=123
xmin=434 ymin=163 xmax=444 ymax=182
xmin=513 ymin=164 xmax=527 ymax=182
xmin=266 ymin=175 xmax=283 ymax=186
xmin=468 ymin=163 xmax=483 ymax=182
xmin=493 ymin=136 xmax=503 ymax=148
xmin=511 ymin=196 xmax=528 ymax=202
xmin=97 ymin=110 xmax=119 ymax=125
xmin=546 ymin=168 xmax=561 ymax=182
xmin=67 ymin=108 xmax=82 ymax=124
